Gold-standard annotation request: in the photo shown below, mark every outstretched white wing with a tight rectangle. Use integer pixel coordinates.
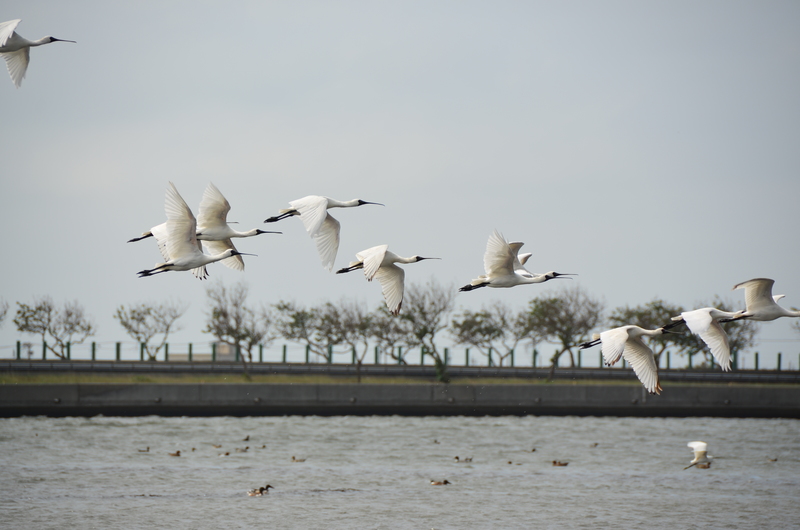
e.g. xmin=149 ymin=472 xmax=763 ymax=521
xmin=681 ymin=309 xmax=731 ymax=371
xmin=202 ymin=239 xmax=244 ymax=271
xmin=484 ymin=230 xmax=516 ymax=277
xmin=357 ymin=245 xmax=388 ymax=281
xmin=0 ymin=20 xmax=21 ymax=47
xmin=312 ymin=215 xmax=340 ymax=271
xmin=164 ymin=182 xmax=200 ymax=262
xmin=290 ymin=195 xmax=329 ymax=236
xmin=196 ymin=182 xmax=231 ymax=231
xmin=599 ymin=327 xmax=628 ymax=366
xmin=622 ymin=336 xmax=661 ymax=394
xmin=734 ymin=278 xmax=776 ymax=312
xmin=1 ymin=47 xmax=29 ymax=88
xmin=375 ymin=264 xmax=405 ymax=315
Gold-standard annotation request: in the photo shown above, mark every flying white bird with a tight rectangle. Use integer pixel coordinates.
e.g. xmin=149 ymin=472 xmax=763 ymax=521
xmin=336 ymin=245 xmax=439 ymax=315
xmin=684 ymin=441 xmax=711 ymax=470
xmin=264 ymin=196 xmax=383 ymax=271
xmin=0 ymin=19 xmax=75 ymax=88
xmin=667 ymin=308 xmax=746 ymax=372
xmin=129 ymin=183 xmax=279 ymax=271
xmin=728 ymin=278 xmax=800 ymax=322
xmin=580 ymin=325 xmax=672 ymax=394
xmin=460 ymin=230 xmax=575 ymax=292
xmin=137 ymin=183 xmax=254 ymax=279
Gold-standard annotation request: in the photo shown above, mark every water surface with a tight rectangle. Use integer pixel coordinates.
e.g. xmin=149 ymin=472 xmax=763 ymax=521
xmin=1 ymin=415 xmax=798 ymax=528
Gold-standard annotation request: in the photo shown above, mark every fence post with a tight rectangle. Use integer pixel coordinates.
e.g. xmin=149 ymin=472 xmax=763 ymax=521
xmin=465 ymin=348 xmax=470 ymax=367
xmin=488 ymin=347 xmax=493 ymax=367
xmin=165 ymin=343 xmax=170 ymax=362
xmin=731 ymin=350 xmax=736 ymax=370
xmin=327 ymin=344 xmax=333 ymax=364
xmin=282 ymin=344 xmax=287 ymax=363
xmin=577 ymin=349 xmax=581 ymax=368
xmin=259 ymin=344 xmax=263 ymax=363
xmin=777 ymin=352 xmax=782 ymax=371
xmin=374 ymin=346 xmax=379 ymax=365
xmin=397 ymin=346 xmax=402 ymax=365
xmin=234 ymin=345 xmax=239 ymax=362
xmin=533 ymin=348 xmax=538 ymax=368
xmin=688 ymin=353 xmax=692 ymax=370
xmin=598 ymin=351 xmax=602 ymax=368
xmin=16 ymin=341 xmax=21 ymax=360
xmin=352 ymin=346 xmax=356 ymax=364
xmin=212 ymin=343 xmax=217 ymax=362
xmin=188 ymin=343 xmax=193 ymax=362
xmin=115 ymin=342 xmax=121 ymax=361
xmin=91 ymin=342 xmax=96 ymax=361
xmin=754 ymin=352 xmax=759 ymax=370
xmin=444 ymin=347 xmax=449 ymax=367
xmin=42 ymin=341 xmax=47 ymax=360
xmin=421 ymin=347 xmax=426 ymax=365
xmin=140 ymin=343 xmax=145 ymax=361
xmin=510 ymin=348 xmax=514 ymax=367
xmin=305 ymin=344 xmax=310 ymax=364
xmin=67 ymin=342 xmax=71 ymax=360
xmin=667 ymin=350 xmax=671 ymax=370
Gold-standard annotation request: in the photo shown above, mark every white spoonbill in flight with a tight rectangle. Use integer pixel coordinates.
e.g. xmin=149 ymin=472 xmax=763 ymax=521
xmin=0 ymin=19 xmax=75 ymax=88
xmin=727 ymin=278 xmax=800 ymax=322
xmin=336 ymin=245 xmax=439 ymax=315
xmin=460 ymin=230 xmax=575 ymax=292
xmin=137 ymin=183 xmax=255 ymax=279
xmin=684 ymin=441 xmax=711 ymax=470
xmin=129 ymin=183 xmax=279 ymax=271
xmin=580 ymin=325 xmax=672 ymax=394
xmin=666 ymin=307 xmax=746 ymax=372
xmin=264 ymin=196 xmax=383 ymax=271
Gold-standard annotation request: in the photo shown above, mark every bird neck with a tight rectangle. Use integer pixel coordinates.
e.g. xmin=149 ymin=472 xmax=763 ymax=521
xmin=327 ymin=199 xmax=359 ymax=209
xmin=30 ymin=37 xmax=52 ymax=47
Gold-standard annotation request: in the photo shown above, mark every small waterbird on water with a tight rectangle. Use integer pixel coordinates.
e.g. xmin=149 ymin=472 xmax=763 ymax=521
xmin=168 ymin=450 xmax=180 ymax=457
xmin=247 ymin=485 xmax=273 ymax=496
xmin=264 ymin=195 xmax=383 ymax=271
xmin=291 ymin=456 xmax=306 ymax=463
xmin=0 ymin=19 xmax=75 ymax=87
xmin=138 ymin=447 xmax=149 ymax=453
xmin=430 ymin=480 xmax=451 ymax=486
xmin=552 ymin=461 xmax=569 ymax=467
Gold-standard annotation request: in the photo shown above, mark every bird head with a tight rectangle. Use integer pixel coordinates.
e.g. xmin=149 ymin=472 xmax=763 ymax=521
xmin=544 ymin=272 xmax=577 ymax=280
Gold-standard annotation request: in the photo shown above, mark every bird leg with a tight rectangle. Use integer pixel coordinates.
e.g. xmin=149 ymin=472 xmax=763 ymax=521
xmin=127 ymin=232 xmax=154 ymax=243
xmin=578 ymin=338 xmax=601 ymax=349
xmin=264 ymin=210 xmax=298 ymax=223
xmin=336 ymin=262 xmax=364 ymax=274
xmin=459 ymin=282 xmax=487 ymax=292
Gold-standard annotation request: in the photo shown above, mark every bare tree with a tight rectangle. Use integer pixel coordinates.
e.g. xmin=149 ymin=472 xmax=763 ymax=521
xmin=450 ymin=301 xmax=541 ymax=367
xmin=608 ymin=299 xmax=690 ymax=364
xmin=370 ymin=305 xmax=416 ymax=364
xmin=114 ymin=300 xmax=188 ymax=360
xmin=0 ymin=299 xmax=8 ymax=327
xmin=527 ymin=285 xmax=604 ymax=379
xmin=14 ymin=296 xmax=96 ymax=359
xmin=204 ymin=281 xmax=274 ymax=370
xmin=400 ymin=278 xmax=456 ymax=382
xmin=324 ymin=299 xmax=374 ymax=382
xmin=273 ymin=300 xmax=338 ymax=361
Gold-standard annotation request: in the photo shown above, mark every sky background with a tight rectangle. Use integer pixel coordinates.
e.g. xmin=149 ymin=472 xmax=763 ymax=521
xmin=1 ymin=1 xmax=799 ymax=366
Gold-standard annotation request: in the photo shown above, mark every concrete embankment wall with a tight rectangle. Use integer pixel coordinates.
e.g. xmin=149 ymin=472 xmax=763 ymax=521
xmin=1 ymin=383 xmax=798 ymax=418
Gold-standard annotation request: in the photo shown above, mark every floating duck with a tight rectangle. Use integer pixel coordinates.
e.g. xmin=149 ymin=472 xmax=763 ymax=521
xmin=247 ymin=485 xmax=273 ymax=496
xmin=552 ymin=460 xmax=569 ymax=467
xmin=291 ymin=456 xmax=306 ymax=463
xmin=168 ymin=451 xmax=181 ymax=457
xmin=138 ymin=447 xmax=150 ymax=453
xmin=430 ymin=480 xmax=451 ymax=486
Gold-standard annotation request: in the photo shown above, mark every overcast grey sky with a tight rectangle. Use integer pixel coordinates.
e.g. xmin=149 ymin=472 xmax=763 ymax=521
xmin=2 ymin=1 xmax=799 ymax=365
